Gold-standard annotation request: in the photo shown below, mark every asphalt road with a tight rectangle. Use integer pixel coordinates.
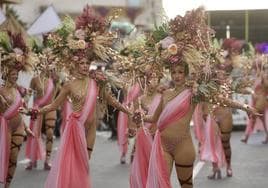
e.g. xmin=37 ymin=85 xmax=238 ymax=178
xmin=3 ymin=130 xmax=268 ymax=188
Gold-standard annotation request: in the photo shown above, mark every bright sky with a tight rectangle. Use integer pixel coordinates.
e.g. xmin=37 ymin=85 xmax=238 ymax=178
xmin=163 ymin=0 xmax=268 ymax=18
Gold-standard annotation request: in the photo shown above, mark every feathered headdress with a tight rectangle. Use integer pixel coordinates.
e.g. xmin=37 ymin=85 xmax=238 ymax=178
xmin=0 ymin=31 xmax=32 ymax=77
xmin=151 ymin=7 xmax=235 ymax=102
xmin=158 ymin=7 xmax=221 ymax=75
xmin=116 ymin=31 xmax=164 ymax=86
xmin=46 ymin=5 xmax=117 ymax=72
xmin=28 ymin=37 xmax=60 ymax=74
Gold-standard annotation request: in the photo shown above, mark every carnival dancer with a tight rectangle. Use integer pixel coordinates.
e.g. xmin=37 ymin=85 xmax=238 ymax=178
xmin=201 ymin=68 xmax=234 ymax=179
xmin=25 ymin=44 xmax=59 ymax=170
xmin=132 ymin=8 xmax=260 ymax=188
xmin=117 ymin=81 xmax=141 ymax=164
xmin=20 ymin=6 xmax=132 ymax=188
xmin=117 ymin=41 xmax=146 ymax=164
xmin=201 ymin=38 xmax=255 ymax=178
xmin=241 ymin=69 xmax=268 ymax=144
xmin=130 ymin=64 xmax=162 ymax=188
xmin=241 ymin=44 xmax=268 ymax=144
xmin=0 ymin=31 xmax=33 ymax=188
xmin=198 ymin=102 xmax=227 ymax=180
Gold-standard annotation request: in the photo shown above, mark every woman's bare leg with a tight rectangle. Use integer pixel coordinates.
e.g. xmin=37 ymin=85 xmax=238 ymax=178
xmin=221 ymin=130 xmax=232 ymax=176
xmin=44 ymin=111 xmax=56 ymax=170
xmin=5 ymin=125 xmax=24 ymax=188
xmin=174 ymin=136 xmax=195 ymax=188
xmin=261 ymin=116 xmax=268 ymax=144
xmin=85 ymin=118 xmax=96 ymax=160
xmin=162 ymin=150 xmax=174 ymax=177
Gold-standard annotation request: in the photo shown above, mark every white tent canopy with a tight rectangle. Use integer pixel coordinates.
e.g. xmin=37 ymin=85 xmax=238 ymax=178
xmin=27 ymin=5 xmax=61 ymax=36
xmin=0 ymin=9 xmax=6 ymax=25
xmin=163 ymin=0 xmax=268 ymax=18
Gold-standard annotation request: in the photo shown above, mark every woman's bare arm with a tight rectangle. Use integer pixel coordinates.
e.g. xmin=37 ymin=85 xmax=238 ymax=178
xmin=217 ymin=95 xmax=260 ymax=116
xmin=39 ymin=84 xmax=69 ymax=114
xmin=143 ymin=96 xmax=163 ymax=123
xmin=105 ymin=92 xmax=131 ymax=115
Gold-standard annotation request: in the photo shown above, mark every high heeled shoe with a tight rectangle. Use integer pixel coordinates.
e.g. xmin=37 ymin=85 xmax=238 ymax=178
xmin=44 ymin=162 xmax=51 ymax=170
xmin=226 ymin=168 xmax=233 ymax=177
xmin=120 ymin=155 xmax=126 ymax=164
xmin=240 ymin=137 xmax=248 ymax=144
xmin=25 ymin=161 xmax=37 ymax=170
xmin=207 ymin=169 xmax=222 ymax=180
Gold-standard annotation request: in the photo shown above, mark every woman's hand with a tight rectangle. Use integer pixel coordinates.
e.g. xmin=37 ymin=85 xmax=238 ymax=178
xmin=25 ymin=127 xmax=35 ymax=137
xmin=19 ymin=107 xmax=40 ymax=120
xmin=123 ymin=104 xmax=133 ymax=116
xmin=18 ymin=107 xmax=30 ymax=115
xmin=132 ymin=111 xmax=142 ymax=124
xmin=132 ymin=109 xmax=145 ymax=124
xmin=26 ymin=88 xmax=35 ymax=96
xmin=245 ymin=105 xmax=262 ymax=117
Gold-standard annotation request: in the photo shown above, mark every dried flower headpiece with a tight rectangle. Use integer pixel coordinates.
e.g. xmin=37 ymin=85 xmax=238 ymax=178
xmin=46 ymin=5 xmax=117 ymax=73
xmin=150 ymin=7 xmax=238 ymax=103
xmin=0 ymin=31 xmax=32 ymax=77
xmin=158 ymin=7 xmax=219 ymax=74
xmin=28 ymin=37 xmax=60 ymax=75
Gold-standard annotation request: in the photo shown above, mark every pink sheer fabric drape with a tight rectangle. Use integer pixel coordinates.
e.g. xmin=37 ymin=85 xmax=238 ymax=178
xmin=146 ymin=89 xmax=192 ymax=188
xmin=200 ymin=115 xmax=226 ymax=167
xmin=0 ymin=91 xmax=22 ymax=183
xmin=25 ymin=78 xmax=54 ymax=161
xmin=245 ymin=108 xmax=268 ymax=135
xmin=45 ymin=79 xmax=98 ymax=188
xmin=130 ymin=94 xmax=161 ymax=188
xmin=193 ymin=104 xmax=205 ymax=144
xmin=117 ymin=83 xmax=141 ymax=156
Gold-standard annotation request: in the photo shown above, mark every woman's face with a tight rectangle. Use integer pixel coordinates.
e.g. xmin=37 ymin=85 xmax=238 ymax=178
xmin=7 ymin=69 xmax=19 ymax=85
xmin=147 ymin=74 xmax=159 ymax=91
xmin=77 ymin=59 xmax=90 ymax=76
xmin=171 ymin=65 xmax=186 ymax=87
xmin=50 ymin=69 xmax=59 ymax=82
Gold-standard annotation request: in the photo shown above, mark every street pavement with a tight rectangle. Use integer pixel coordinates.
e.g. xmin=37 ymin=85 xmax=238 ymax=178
xmin=3 ymin=130 xmax=268 ymax=188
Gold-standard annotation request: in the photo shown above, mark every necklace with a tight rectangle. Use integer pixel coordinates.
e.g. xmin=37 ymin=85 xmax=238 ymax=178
xmin=3 ymin=84 xmax=16 ymax=102
xmin=73 ymin=71 xmax=88 ymax=80
xmin=166 ymin=86 xmax=185 ymax=103
xmin=69 ymin=77 xmax=89 ymax=111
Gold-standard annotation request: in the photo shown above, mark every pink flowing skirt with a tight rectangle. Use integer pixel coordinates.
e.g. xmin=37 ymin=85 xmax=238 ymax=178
xmin=45 ymin=115 xmax=91 ymax=188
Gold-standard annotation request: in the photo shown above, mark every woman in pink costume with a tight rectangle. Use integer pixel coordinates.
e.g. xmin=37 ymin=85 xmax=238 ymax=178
xmin=241 ymin=70 xmax=268 ymax=144
xmin=132 ymin=8 xmax=259 ymax=188
xmin=117 ymin=81 xmax=141 ymax=164
xmin=25 ymin=52 xmax=58 ymax=170
xmin=38 ymin=60 xmax=130 ymax=188
xmin=198 ymin=103 xmax=227 ymax=180
xmin=241 ymin=46 xmax=268 ymax=144
xmin=130 ymin=65 xmax=162 ymax=188
xmin=0 ymin=32 xmax=33 ymax=188
xmin=21 ymin=7 xmax=131 ymax=188
xmin=199 ymin=39 xmax=255 ymax=178
xmin=136 ymin=63 xmax=258 ymax=188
